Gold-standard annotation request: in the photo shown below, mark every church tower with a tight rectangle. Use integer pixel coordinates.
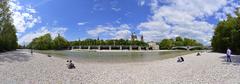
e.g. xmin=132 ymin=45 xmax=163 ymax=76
xmin=141 ymin=35 xmax=144 ymax=42
xmin=131 ymin=32 xmax=137 ymax=41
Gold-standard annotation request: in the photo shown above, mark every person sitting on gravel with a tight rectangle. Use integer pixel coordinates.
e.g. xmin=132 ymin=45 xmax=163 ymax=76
xmin=196 ymin=52 xmax=201 ymax=56
xmin=177 ymin=57 xmax=184 ymax=62
xmin=47 ymin=55 xmax=52 ymax=57
xmin=66 ymin=60 xmax=76 ymax=69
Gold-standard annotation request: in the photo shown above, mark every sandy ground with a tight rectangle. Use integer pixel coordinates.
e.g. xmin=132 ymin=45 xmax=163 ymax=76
xmin=0 ymin=49 xmax=240 ymax=84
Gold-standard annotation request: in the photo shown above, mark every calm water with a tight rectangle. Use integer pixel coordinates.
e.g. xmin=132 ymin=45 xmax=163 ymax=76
xmin=36 ymin=50 xmax=198 ymax=63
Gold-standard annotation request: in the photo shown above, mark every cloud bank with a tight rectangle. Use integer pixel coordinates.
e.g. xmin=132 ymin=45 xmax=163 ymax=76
xmin=9 ymin=0 xmax=41 ymax=33
xmin=138 ymin=0 xmax=240 ymax=45
xmin=87 ymin=24 xmax=131 ymax=40
xmin=18 ymin=27 xmax=67 ymax=45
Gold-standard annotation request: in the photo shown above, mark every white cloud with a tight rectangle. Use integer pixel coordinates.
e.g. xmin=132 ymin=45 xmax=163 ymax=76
xmin=138 ymin=0 xmax=145 ymax=6
xmin=87 ymin=27 xmax=107 ymax=37
xmin=93 ymin=0 xmax=121 ymax=12
xmin=9 ymin=0 xmax=41 ymax=33
xmin=18 ymin=27 xmax=67 ymax=45
xmin=87 ymin=24 xmax=131 ymax=39
xmin=214 ymin=0 xmax=240 ymax=21
xmin=93 ymin=4 xmax=104 ymax=11
xmin=77 ymin=22 xmax=88 ymax=26
xmin=110 ymin=0 xmax=121 ymax=12
xmin=138 ymin=0 xmax=239 ymax=45
xmin=112 ymin=7 xmax=121 ymax=12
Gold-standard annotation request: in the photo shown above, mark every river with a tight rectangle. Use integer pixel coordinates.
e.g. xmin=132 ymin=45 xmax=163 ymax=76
xmin=35 ymin=50 xmax=200 ymax=63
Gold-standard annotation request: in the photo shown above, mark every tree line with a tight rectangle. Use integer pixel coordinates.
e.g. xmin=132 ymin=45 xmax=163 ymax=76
xmin=0 ymin=0 xmax=18 ymax=52
xmin=27 ymin=33 xmax=148 ymax=50
xmin=70 ymin=39 xmax=148 ymax=46
xmin=211 ymin=8 xmax=240 ymax=54
xmin=27 ymin=34 xmax=69 ymax=50
xmin=28 ymin=34 xmax=203 ymax=50
xmin=159 ymin=37 xmax=203 ymax=50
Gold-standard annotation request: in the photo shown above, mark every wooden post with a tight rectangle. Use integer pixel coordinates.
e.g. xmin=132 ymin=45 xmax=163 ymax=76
xmin=109 ymin=46 xmax=112 ymax=50
xmin=88 ymin=46 xmax=90 ymax=50
xmin=138 ymin=46 xmax=141 ymax=50
xmin=98 ymin=46 xmax=100 ymax=50
xmin=79 ymin=46 xmax=81 ymax=50
xmin=120 ymin=46 xmax=122 ymax=50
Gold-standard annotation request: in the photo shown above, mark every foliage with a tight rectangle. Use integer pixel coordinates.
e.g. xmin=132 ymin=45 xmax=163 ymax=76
xmin=159 ymin=37 xmax=203 ymax=49
xmin=28 ymin=34 xmax=53 ymax=50
xmin=69 ymin=39 xmax=148 ymax=46
xmin=28 ymin=33 xmax=69 ymax=50
xmin=28 ymin=34 xmax=147 ymax=50
xmin=0 ymin=0 xmax=18 ymax=52
xmin=159 ymin=39 xmax=174 ymax=49
xmin=53 ymin=34 xmax=69 ymax=50
xmin=212 ymin=8 xmax=240 ymax=54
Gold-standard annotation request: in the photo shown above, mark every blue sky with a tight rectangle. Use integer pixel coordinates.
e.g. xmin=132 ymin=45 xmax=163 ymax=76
xmin=9 ymin=0 xmax=240 ymax=45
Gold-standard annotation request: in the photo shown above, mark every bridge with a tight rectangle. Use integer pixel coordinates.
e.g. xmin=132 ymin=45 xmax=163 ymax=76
xmin=69 ymin=45 xmax=152 ymax=51
xmin=171 ymin=46 xmax=203 ymax=50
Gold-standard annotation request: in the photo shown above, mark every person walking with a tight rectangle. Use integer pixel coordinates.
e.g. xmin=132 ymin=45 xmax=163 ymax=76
xmin=30 ymin=49 xmax=33 ymax=55
xmin=226 ymin=48 xmax=232 ymax=62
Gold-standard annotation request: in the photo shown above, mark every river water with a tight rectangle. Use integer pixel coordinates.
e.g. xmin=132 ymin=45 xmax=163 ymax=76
xmin=36 ymin=50 xmax=199 ymax=63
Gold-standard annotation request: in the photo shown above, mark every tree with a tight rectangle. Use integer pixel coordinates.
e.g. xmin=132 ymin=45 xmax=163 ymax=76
xmin=212 ymin=8 xmax=240 ymax=54
xmin=159 ymin=37 xmax=203 ymax=50
xmin=28 ymin=33 xmax=53 ymax=50
xmin=159 ymin=39 xmax=174 ymax=49
xmin=175 ymin=37 xmax=184 ymax=46
xmin=53 ymin=34 xmax=69 ymax=50
xmin=0 ymin=0 xmax=18 ymax=51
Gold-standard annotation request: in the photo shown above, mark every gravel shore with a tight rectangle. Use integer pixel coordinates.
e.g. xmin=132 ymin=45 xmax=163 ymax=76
xmin=0 ymin=49 xmax=240 ymax=84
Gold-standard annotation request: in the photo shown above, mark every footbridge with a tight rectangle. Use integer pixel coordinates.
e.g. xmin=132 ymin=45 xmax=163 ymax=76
xmin=171 ymin=46 xmax=203 ymax=50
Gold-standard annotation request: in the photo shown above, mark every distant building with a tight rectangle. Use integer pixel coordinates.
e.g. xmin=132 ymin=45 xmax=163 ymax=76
xmin=148 ymin=42 xmax=159 ymax=50
xmin=131 ymin=32 xmax=138 ymax=41
xmin=141 ymin=35 xmax=144 ymax=42
xmin=97 ymin=36 xmax=100 ymax=40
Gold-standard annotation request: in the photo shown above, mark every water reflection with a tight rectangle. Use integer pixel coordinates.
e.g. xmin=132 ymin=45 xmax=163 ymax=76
xmin=36 ymin=50 xmax=197 ymax=63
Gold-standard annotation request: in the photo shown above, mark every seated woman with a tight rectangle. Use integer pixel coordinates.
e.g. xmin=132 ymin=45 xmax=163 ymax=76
xmin=66 ymin=60 xmax=76 ymax=69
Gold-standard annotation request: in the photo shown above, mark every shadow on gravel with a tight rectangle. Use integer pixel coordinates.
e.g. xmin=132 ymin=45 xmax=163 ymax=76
xmin=220 ymin=55 xmax=240 ymax=66
xmin=0 ymin=51 xmax=31 ymax=63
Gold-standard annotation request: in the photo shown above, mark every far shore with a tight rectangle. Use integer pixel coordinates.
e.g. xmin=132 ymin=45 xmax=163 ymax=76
xmin=0 ymin=49 xmax=240 ymax=83
xmin=70 ymin=49 xmax=207 ymax=52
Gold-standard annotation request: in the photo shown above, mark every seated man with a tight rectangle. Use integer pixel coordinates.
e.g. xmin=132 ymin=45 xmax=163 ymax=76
xmin=196 ymin=52 xmax=201 ymax=56
xmin=48 ymin=54 xmax=52 ymax=57
xmin=66 ymin=60 xmax=76 ymax=69
xmin=177 ymin=57 xmax=184 ymax=62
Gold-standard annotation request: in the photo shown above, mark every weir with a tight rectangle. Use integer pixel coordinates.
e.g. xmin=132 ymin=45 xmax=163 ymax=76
xmin=70 ymin=45 xmax=151 ymax=51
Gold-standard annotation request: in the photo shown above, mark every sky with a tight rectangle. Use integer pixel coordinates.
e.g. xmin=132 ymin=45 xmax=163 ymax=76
xmin=8 ymin=0 xmax=240 ymax=46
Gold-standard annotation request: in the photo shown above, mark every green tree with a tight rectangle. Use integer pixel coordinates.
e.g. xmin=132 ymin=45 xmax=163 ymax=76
xmin=0 ymin=0 xmax=18 ymax=51
xmin=159 ymin=37 xmax=203 ymax=50
xmin=175 ymin=37 xmax=184 ymax=46
xmin=212 ymin=8 xmax=240 ymax=54
xmin=53 ymin=34 xmax=69 ymax=50
xmin=28 ymin=33 xmax=53 ymax=50
xmin=159 ymin=39 xmax=174 ymax=49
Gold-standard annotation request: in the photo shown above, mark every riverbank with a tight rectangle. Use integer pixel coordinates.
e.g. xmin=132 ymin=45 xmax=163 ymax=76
xmin=0 ymin=49 xmax=240 ymax=83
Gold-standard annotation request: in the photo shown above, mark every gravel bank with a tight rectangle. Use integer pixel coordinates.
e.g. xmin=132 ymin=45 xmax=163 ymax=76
xmin=0 ymin=49 xmax=240 ymax=84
